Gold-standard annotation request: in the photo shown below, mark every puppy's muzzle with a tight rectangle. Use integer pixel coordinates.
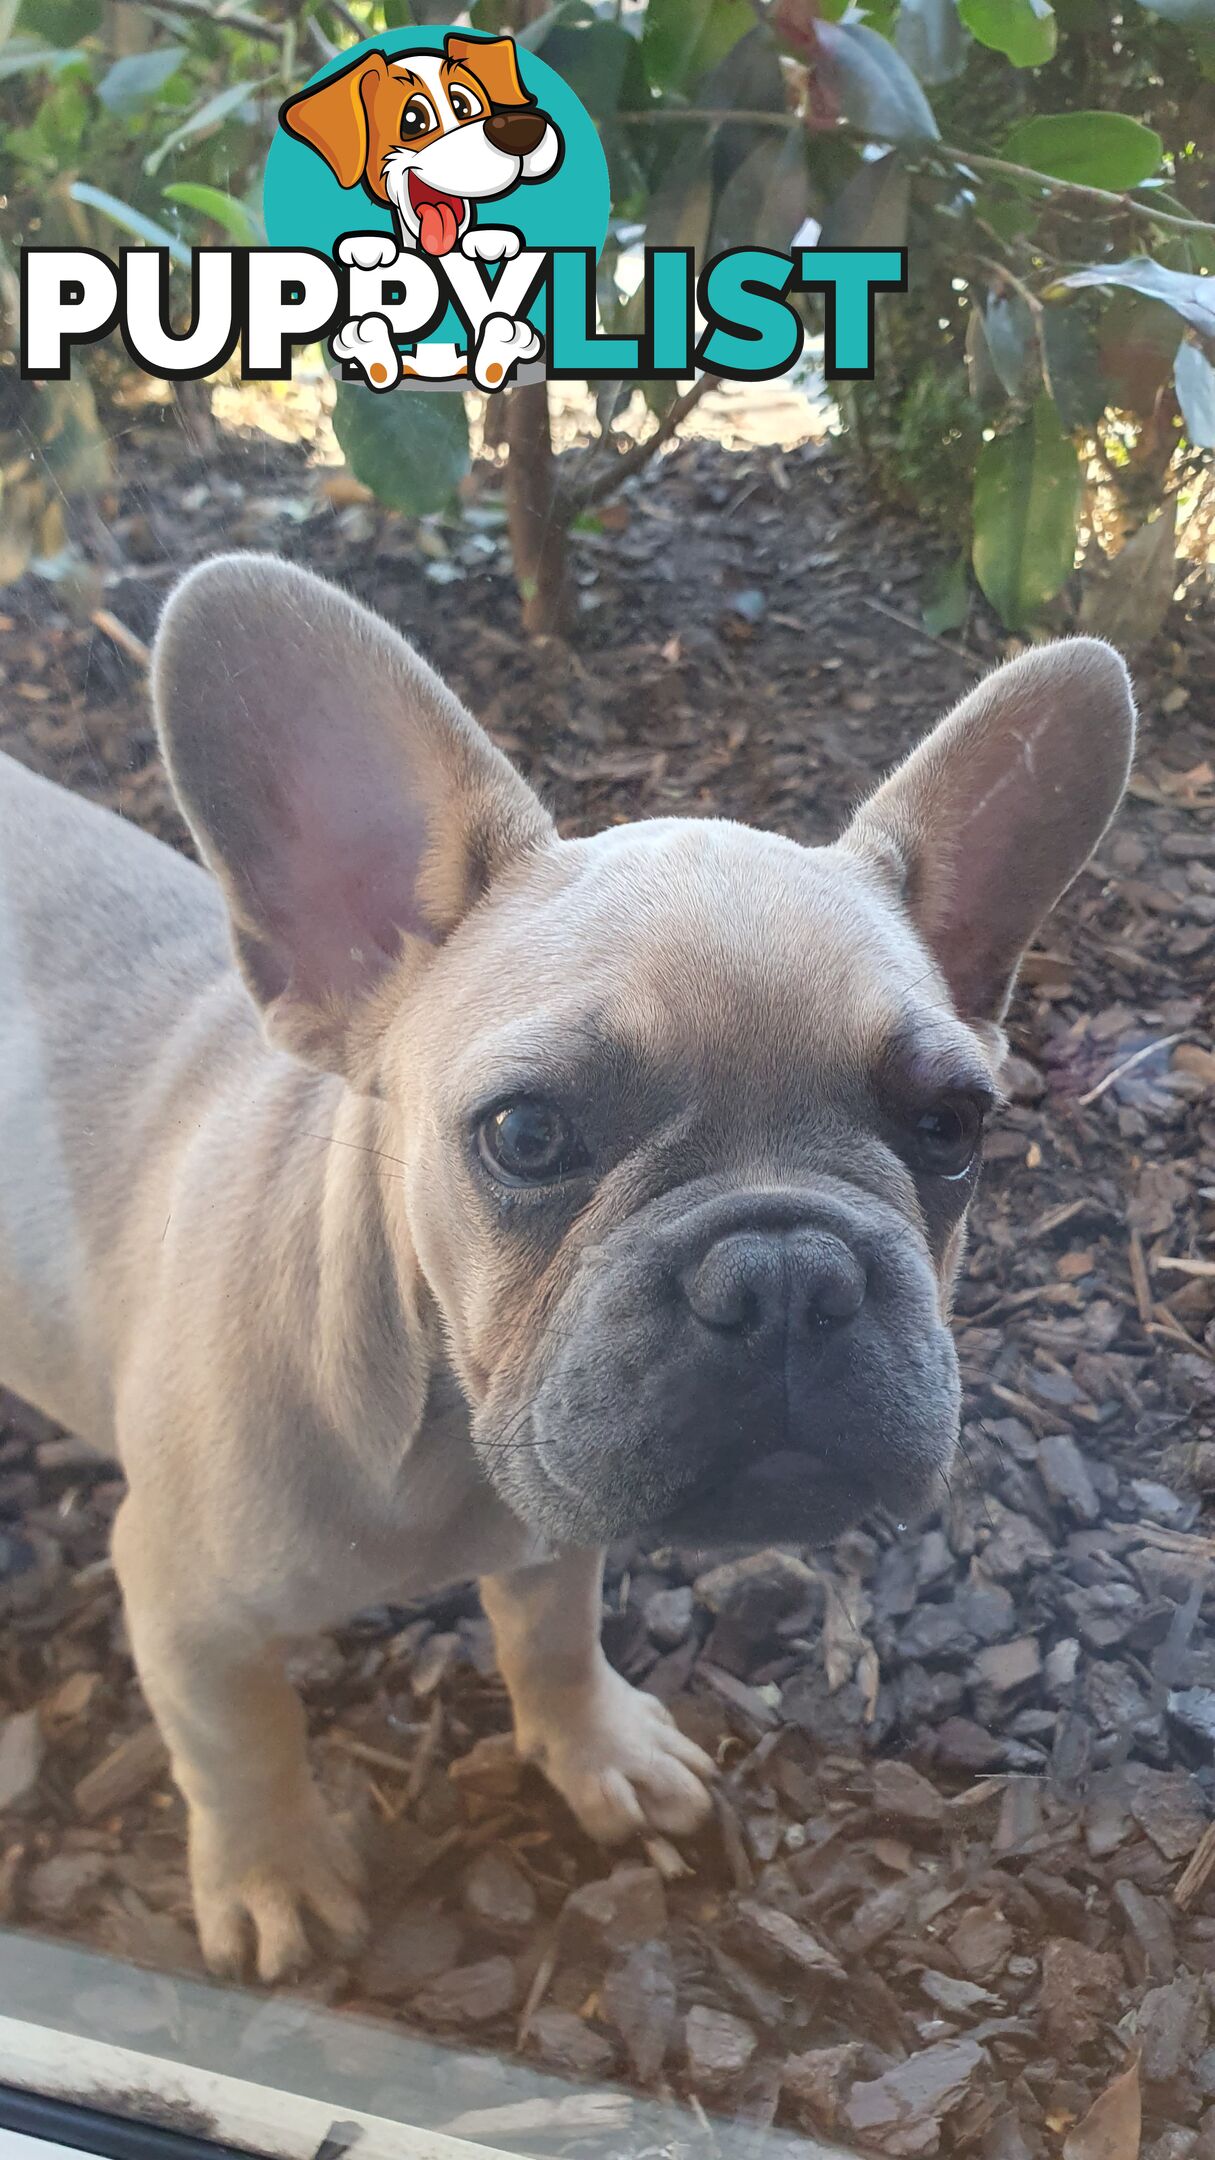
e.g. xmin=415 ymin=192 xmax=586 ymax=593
xmin=487 ymin=1178 xmax=960 ymax=1549
xmin=682 ymin=1226 xmax=867 ymax=1340
xmin=485 ymin=109 xmax=548 ymax=156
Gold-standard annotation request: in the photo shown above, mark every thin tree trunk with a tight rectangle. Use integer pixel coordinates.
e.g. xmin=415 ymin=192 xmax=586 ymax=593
xmin=504 ymin=382 xmax=573 ymax=637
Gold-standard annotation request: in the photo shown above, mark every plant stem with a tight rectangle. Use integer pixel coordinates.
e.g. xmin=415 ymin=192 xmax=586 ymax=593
xmin=574 ymin=374 xmax=718 ymax=510
xmin=613 ymin=110 xmax=1215 ymax=240
xmin=616 ymin=107 xmax=796 ymax=128
xmin=937 ymin=141 xmax=1215 ymax=239
xmin=158 ymin=0 xmax=285 ymax=46
xmin=317 ymin=0 xmax=366 ymax=45
xmin=504 ymin=383 xmax=574 ymax=637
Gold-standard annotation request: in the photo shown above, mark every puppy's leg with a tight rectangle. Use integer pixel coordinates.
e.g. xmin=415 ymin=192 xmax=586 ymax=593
xmin=481 ymin=1550 xmax=716 ymax=1843
xmin=112 ymin=1499 xmax=366 ymax=1982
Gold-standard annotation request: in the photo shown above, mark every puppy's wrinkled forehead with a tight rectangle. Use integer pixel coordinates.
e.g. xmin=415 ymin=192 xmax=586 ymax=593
xmin=429 ymin=818 xmax=958 ymax=1106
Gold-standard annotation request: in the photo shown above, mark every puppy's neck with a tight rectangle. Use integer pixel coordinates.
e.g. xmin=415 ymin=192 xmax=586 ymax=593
xmin=296 ymin=1079 xmax=437 ymax=1481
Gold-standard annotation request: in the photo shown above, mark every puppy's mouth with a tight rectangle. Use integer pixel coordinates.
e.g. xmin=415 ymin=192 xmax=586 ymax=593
xmin=649 ymin=1449 xmax=880 ymax=1547
xmin=407 ymin=173 xmax=466 ymax=256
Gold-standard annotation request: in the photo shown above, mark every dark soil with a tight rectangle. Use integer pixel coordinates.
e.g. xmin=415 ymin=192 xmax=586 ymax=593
xmin=1 ymin=409 xmax=1214 ymax=2160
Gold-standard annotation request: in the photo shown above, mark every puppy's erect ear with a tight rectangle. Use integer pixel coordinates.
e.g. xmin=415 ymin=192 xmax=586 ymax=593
xmin=445 ymin=32 xmax=534 ymax=109
xmin=152 ymin=555 xmax=552 ymax=1078
xmin=279 ymin=51 xmax=387 ymax=188
xmin=840 ymin=639 xmax=1135 ymax=1025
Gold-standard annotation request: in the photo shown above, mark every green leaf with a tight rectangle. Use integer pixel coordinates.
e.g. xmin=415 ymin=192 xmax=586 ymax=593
xmin=16 ymin=0 xmax=100 ymax=39
xmin=96 ymin=43 xmax=184 ymax=115
xmin=162 ymin=182 xmax=258 ymax=245
xmin=1002 ymin=112 xmax=1163 ymax=189
xmin=641 ymin=0 xmax=753 ymax=95
xmin=0 ymin=33 xmax=75 ymax=76
xmin=922 ymin=553 xmax=969 ymax=634
xmin=711 ymin=128 xmax=814 ymax=253
xmin=1041 ymin=306 xmax=1104 ymax=430
xmin=44 ymin=64 xmax=87 ymax=150
xmin=69 ymin=181 xmax=192 ymax=265
xmin=814 ymin=20 xmax=940 ymax=143
xmin=972 ymin=396 xmax=1079 ymax=628
xmin=332 ymin=384 xmax=470 ymax=518
xmin=1175 ymin=338 xmax=1215 ymax=445
xmin=896 ymin=0 xmax=969 ymax=83
xmin=1057 ymin=258 xmax=1215 ymax=349
xmin=975 ymin=192 xmax=1037 ymax=244
xmin=820 ymin=150 xmax=909 ymax=248
xmin=144 ymin=76 xmax=264 ymax=176
xmin=965 ymin=304 xmax=1004 ymax=407
xmin=0 ymin=0 xmax=22 ymax=46
xmin=958 ymin=0 xmax=1056 ymax=66
xmin=984 ymin=289 xmax=1036 ymax=396
xmin=383 ymin=0 xmax=414 ymax=21
xmin=535 ymin=21 xmax=646 ymax=119
xmin=643 ymin=130 xmax=715 ymax=255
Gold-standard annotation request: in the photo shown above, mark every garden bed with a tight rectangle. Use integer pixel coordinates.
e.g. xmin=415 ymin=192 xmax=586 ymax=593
xmin=1 ymin=412 xmax=1213 ymax=2158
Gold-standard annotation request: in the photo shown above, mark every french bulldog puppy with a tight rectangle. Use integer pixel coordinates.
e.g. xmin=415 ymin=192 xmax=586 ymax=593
xmin=0 ymin=556 xmax=1134 ymax=1979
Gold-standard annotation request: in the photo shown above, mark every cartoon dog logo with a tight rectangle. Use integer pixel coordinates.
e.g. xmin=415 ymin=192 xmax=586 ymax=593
xmin=281 ymin=33 xmax=562 ymax=393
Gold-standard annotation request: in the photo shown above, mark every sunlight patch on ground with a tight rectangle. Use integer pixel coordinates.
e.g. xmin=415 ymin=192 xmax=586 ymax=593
xmin=211 ymin=352 xmax=833 ymax=463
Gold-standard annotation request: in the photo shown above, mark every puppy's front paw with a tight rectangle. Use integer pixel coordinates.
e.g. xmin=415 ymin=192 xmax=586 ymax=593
xmin=330 ymin=314 xmax=401 ymax=392
xmin=472 ymin=312 xmax=542 ymax=392
xmin=462 ymin=227 xmax=521 ymax=263
xmin=521 ymin=1667 xmax=716 ymax=1844
xmin=337 ymin=232 xmax=400 ymax=272
xmin=188 ymin=1793 xmax=367 ymax=1984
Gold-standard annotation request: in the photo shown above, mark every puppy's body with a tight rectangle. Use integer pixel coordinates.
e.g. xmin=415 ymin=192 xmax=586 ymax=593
xmin=0 ymin=558 xmax=1135 ymax=1981
xmin=0 ymin=753 xmax=538 ymax=1607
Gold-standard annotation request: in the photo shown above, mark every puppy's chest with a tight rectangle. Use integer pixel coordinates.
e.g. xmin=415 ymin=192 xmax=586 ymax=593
xmin=314 ymin=1372 xmax=548 ymax=1614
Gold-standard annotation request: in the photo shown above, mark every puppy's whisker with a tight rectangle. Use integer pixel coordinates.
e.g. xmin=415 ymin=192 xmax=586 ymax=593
xmin=475 ymin=1401 xmax=539 ymax=1467
xmin=297 ymin=1129 xmax=411 ymax=1176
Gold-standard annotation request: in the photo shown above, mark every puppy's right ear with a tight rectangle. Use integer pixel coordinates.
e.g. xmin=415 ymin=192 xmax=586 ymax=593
xmin=279 ymin=52 xmax=387 ymax=188
xmin=839 ymin=637 xmax=1135 ymax=1028
xmin=152 ymin=554 xmax=552 ymax=1080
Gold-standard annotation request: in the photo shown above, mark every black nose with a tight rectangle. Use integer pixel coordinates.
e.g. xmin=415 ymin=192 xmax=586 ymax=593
xmin=485 ymin=109 xmax=547 ymax=157
xmin=682 ymin=1229 xmax=866 ymax=1341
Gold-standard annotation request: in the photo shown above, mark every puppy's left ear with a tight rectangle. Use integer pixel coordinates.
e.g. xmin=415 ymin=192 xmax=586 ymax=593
xmin=840 ymin=638 xmax=1135 ymax=1024
xmin=152 ymin=555 xmax=552 ymax=1080
xmin=445 ymin=31 xmax=533 ymax=108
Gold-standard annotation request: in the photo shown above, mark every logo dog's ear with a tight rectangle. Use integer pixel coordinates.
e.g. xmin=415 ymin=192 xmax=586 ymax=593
xmin=280 ymin=51 xmax=388 ymax=188
xmin=444 ymin=32 xmax=534 ymax=109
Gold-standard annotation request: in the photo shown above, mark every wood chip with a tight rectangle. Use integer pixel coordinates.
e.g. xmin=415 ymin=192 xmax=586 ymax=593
xmin=74 ymin=1725 xmax=168 ymax=1820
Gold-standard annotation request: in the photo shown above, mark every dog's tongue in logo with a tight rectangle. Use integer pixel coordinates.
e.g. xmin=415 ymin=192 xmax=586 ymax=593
xmin=408 ymin=174 xmax=464 ymax=256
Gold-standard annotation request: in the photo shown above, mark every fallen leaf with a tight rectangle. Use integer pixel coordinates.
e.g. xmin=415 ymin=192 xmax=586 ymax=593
xmin=1062 ymin=2059 xmax=1141 ymax=2160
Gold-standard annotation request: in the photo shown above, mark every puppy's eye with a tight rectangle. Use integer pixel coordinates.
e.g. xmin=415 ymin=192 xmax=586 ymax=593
xmin=478 ymin=1099 xmax=587 ymax=1186
xmin=400 ymin=96 xmax=435 ymax=137
xmin=449 ymin=87 xmax=482 ymax=121
xmin=907 ymin=1095 xmax=987 ymax=1180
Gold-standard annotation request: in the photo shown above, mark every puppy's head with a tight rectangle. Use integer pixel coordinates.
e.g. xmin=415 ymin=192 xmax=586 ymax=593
xmin=280 ymin=35 xmax=562 ymax=257
xmin=153 ymin=558 xmax=1135 ymax=1549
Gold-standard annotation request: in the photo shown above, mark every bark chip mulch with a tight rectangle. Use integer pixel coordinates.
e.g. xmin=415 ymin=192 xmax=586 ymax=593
xmin=1 ymin=415 xmax=1213 ymax=2157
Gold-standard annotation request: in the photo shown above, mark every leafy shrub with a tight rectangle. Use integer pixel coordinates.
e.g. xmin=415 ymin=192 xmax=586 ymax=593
xmin=5 ymin=0 xmax=1215 ymax=639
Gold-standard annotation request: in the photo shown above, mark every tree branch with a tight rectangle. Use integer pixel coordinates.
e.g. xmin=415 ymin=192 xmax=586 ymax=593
xmin=570 ymin=375 xmax=719 ymax=512
xmin=317 ymin=0 xmax=366 ymax=45
xmin=616 ymin=107 xmax=798 ymax=129
xmin=614 ymin=110 xmax=1215 ymax=241
xmin=938 ymin=141 xmax=1215 ymax=240
xmin=157 ymin=0 xmax=286 ymax=46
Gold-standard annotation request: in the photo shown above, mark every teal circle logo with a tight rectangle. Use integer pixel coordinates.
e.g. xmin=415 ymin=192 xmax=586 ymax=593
xmin=263 ymin=27 xmax=609 ymax=389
